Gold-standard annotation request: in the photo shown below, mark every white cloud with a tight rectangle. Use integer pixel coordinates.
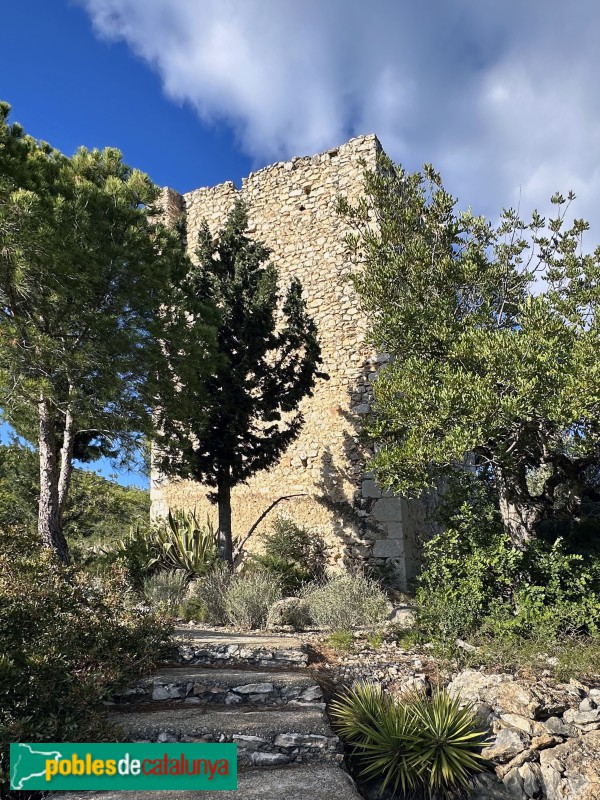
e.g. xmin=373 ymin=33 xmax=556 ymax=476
xmin=79 ymin=0 xmax=600 ymax=225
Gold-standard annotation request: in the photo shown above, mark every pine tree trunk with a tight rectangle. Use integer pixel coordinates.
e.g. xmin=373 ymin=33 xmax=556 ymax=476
xmin=494 ymin=465 xmax=543 ymax=549
xmin=38 ymin=396 xmax=69 ymax=563
xmin=57 ymin=402 xmax=75 ymax=525
xmin=217 ymin=480 xmax=233 ymax=569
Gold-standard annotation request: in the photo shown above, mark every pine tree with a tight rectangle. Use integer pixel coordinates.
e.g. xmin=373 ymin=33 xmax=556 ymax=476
xmin=0 ymin=102 xmax=202 ymax=561
xmin=155 ymin=199 xmax=323 ymax=566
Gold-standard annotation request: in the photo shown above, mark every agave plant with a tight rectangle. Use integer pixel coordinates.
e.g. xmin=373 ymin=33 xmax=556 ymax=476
xmin=153 ymin=510 xmax=221 ymax=578
xmin=331 ymin=682 xmax=490 ymax=799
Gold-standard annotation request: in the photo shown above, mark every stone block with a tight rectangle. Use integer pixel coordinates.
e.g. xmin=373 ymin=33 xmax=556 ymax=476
xmin=373 ymin=539 xmax=404 ymax=558
xmin=384 ymin=521 xmax=404 ymax=539
xmin=372 ymin=497 xmax=403 ymax=522
xmin=361 ymin=479 xmax=381 ymax=498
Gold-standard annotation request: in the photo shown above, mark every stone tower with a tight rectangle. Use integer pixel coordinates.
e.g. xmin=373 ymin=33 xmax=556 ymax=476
xmin=151 ymin=134 xmax=423 ymax=589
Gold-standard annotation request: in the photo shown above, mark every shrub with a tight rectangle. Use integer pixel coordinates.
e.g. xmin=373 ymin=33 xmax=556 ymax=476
xmin=330 ymin=682 xmax=489 ymax=799
xmin=303 ymin=573 xmax=389 ymax=630
xmin=416 ymin=497 xmax=521 ymax=640
xmin=224 ymin=571 xmax=282 ymax=629
xmin=328 ymin=630 xmax=355 ymax=652
xmin=246 ymin=517 xmax=326 ymax=595
xmin=266 ymin=597 xmax=312 ymax=630
xmin=104 ymin=522 xmax=159 ymax=589
xmin=417 ymin=500 xmax=600 ymax=643
xmin=191 ymin=565 xmax=232 ymax=626
xmin=178 ymin=595 xmax=208 ymax=623
xmin=0 ymin=528 xmax=172 ymax=797
xmin=143 ymin=570 xmax=188 ymax=615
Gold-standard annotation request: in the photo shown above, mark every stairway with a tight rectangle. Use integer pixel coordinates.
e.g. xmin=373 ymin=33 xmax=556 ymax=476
xmin=57 ymin=628 xmax=361 ymax=799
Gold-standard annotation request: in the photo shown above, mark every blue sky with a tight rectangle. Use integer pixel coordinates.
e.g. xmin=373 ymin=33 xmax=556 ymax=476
xmin=3 ymin=0 xmax=600 ymax=486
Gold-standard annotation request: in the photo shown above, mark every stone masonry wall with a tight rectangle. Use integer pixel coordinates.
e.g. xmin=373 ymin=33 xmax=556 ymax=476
xmin=152 ymin=135 xmax=422 ymax=589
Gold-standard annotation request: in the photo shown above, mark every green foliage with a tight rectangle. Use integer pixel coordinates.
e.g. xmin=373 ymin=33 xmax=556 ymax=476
xmin=65 ymin=470 xmax=150 ymax=543
xmin=223 ymin=570 xmax=282 ymax=629
xmin=152 ymin=510 xmax=220 ymax=578
xmin=341 ymin=152 xmax=600 ymax=544
xmin=266 ymin=597 xmax=311 ymax=631
xmin=191 ymin=566 xmax=232 ymax=626
xmin=0 ymin=442 xmax=149 ymax=543
xmin=416 ymin=476 xmax=600 ymax=660
xmin=327 ymin=630 xmax=355 ymax=652
xmin=303 ymin=573 xmax=390 ymax=631
xmin=247 ymin=517 xmax=326 ymax=594
xmin=0 ymin=527 xmax=172 ymax=795
xmin=188 ymin=566 xmax=283 ymax=629
xmin=87 ymin=523 xmax=159 ymax=590
xmin=155 ymin=199 xmax=323 ymax=564
xmin=0 ymin=102 xmax=211 ymax=559
xmin=178 ymin=595 xmax=208 ymax=624
xmin=330 ymin=683 xmax=489 ymax=799
xmin=142 ymin=570 xmax=188 ymax=615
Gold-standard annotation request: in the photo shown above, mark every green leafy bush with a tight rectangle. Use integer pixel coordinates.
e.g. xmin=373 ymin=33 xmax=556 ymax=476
xmin=0 ymin=528 xmax=172 ymax=797
xmin=328 ymin=630 xmax=355 ymax=652
xmin=246 ymin=517 xmax=326 ymax=595
xmin=224 ymin=571 xmax=282 ymax=629
xmin=331 ymin=682 xmax=489 ymax=799
xmin=417 ymin=503 xmax=600 ymax=643
xmin=143 ymin=570 xmax=188 ymax=615
xmin=416 ymin=499 xmax=521 ymax=640
xmin=266 ymin=597 xmax=312 ymax=630
xmin=100 ymin=522 xmax=159 ymax=589
xmin=303 ymin=573 xmax=389 ymax=630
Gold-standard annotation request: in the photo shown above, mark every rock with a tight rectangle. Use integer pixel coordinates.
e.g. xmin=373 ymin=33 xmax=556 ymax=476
xmin=540 ymin=730 xmax=600 ymax=799
xmin=267 ymin=597 xmax=311 ymax=630
xmin=152 ymin=685 xmax=185 ymax=701
xmin=447 ymin=670 xmax=513 ymax=706
xmin=502 ymin=766 xmax=526 ymax=799
xmin=224 ymin=692 xmax=242 ymax=705
xmin=499 ymin=713 xmax=534 ymax=735
xmin=519 ymin=762 xmax=542 ymax=798
xmin=232 ymin=735 xmax=269 ymax=751
xmin=484 ymin=728 xmax=530 ymax=763
xmin=232 ymin=682 xmax=274 ymax=694
xmin=299 ymin=685 xmax=324 ymax=702
xmin=386 ymin=606 xmax=415 ymax=628
xmin=580 ymin=697 xmax=597 ymax=712
xmin=563 ymin=707 xmax=600 ymax=731
xmin=250 ymin=752 xmax=290 ymax=766
xmin=486 ymin=682 xmax=541 ymax=719
xmin=542 ymin=716 xmax=572 ymax=737
xmin=456 ymin=638 xmax=479 ymax=652
xmin=531 ymin=734 xmax=561 ymax=750
xmin=471 ymin=773 xmax=518 ymax=799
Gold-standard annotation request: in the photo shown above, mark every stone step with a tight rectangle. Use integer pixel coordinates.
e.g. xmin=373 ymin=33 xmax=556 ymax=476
xmin=52 ymin=764 xmax=362 ymax=799
xmin=116 ymin=665 xmax=323 ymax=707
xmin=172 ymin=627 xmax=308 ymax=668
xmin=111 ymin=706 xmax=342 ymax=766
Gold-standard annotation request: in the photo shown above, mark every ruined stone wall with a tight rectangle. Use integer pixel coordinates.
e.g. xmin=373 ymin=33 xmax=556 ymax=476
xmin=152 ymin=135 xmax=422 ymax=589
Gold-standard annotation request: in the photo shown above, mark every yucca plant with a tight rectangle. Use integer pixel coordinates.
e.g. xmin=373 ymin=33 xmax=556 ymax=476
xmin=408 ymin=690 xmax=490 ymax=795
xmin=153 ymin=510 xmax=221 ymax=578
xmin=331 ymin=682 xmax=490 ymax=799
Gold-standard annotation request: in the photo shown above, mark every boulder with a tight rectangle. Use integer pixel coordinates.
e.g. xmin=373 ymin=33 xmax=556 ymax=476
xmin=483 ymin=728 xmax=530 ymax=763
xmin=540 ymin=730 xmax=600 ymax=799
xmin=447 ymin=670 xmax=513 ymax=706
